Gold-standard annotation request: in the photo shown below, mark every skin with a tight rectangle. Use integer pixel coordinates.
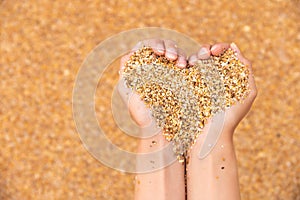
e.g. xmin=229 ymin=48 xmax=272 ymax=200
xmin=118 ymin=40 xmax=257 ymax=200
xmin=187 ymin=43 xmax=257 ymax=200
xmin=119 ymin=39 xmax=187 ymax=200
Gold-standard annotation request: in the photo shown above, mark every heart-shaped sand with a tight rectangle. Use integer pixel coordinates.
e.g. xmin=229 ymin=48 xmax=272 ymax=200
xmin=122 ymin=47 xmax=249 ymax=162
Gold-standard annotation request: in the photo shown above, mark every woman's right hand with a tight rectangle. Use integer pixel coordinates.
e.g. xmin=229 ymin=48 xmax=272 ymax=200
xmin=118 ymin=39 xmax=188 ymax=128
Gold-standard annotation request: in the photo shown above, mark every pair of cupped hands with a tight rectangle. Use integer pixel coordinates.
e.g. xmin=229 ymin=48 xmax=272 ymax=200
xmin=119 ymin=39 xmax=257 ymax=138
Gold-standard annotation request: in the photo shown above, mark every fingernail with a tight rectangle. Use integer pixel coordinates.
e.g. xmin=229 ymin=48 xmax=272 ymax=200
xmin=177 ymin=61 xmax=186 ymax=68
xmin=211 ymin=45 xmax=217 ymax=52
xmin=157 ymin=48 xmax=164 ymax=53
xmin=166 ymin=49 xmax=177 ymax=59
xmin=189 ymin=56 xmax=197 ymax=63
xmin=177 ymin=64 xmax=185 ymax=68
xmin=189 ymin=59 xmax=197 ymax=65
xmin=198 ymin=47 xmax=208 ymax=56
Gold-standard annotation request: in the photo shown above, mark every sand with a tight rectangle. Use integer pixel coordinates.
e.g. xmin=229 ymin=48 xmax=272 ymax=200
xmin=1 ymin=0 xmax=299 ymax=199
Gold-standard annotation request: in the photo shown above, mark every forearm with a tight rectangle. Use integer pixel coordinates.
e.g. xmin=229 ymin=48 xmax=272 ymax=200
xmin=135 ymin=131 xmax=185 ymax=200
xmin=187 ymin=130 xmax=241 ymax=200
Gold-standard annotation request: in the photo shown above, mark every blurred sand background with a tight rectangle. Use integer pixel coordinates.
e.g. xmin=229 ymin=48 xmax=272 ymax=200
xmin=1 ymin=0 xmax=300 ymax=199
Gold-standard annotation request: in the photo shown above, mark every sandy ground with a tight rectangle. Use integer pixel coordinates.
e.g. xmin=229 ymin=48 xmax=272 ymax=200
xmin=1 ymin=0 xmax=300 ymax=199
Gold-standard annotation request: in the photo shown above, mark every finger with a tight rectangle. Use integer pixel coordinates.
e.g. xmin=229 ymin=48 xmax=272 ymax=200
xmin=117 ymin=78 xmax=152 ymax=126
xmin=211 ymin=43 xmax=230 ymax=56
xmin=230 ymin=43 xmax=257 ymax=98
xmin=164 ymin=40 xmax=178 ymax=60
xmin=131 ymin=41 xmax=144 ymax=52
xmin=131 ymin=39 xmax=165 ymax=55
xmin=145 ymin=39 xmax=165 ymax=55
xmin=150 ymin=39 xmax=165 ymax=55
xmin=188 ymin=53 xmax=198 ymax=66
xmin=117 ymin=78 xmax=134 ymax=106
xmin=229 ymin=43 xmax=250 ymax=66
xmin=128 ymin=93 xmax=152 ymax=127
xmin=197 ymin=44 xmax=211 ymax=59
xmin=119 ymin=54 xmax=133 ymax=75
xmin=176 ymin=48 xmax=187 ymax=68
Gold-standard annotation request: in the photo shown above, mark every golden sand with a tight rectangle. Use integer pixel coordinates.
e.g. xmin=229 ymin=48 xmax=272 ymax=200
xmin=1 ymin=0 xmax=299 ymax=199
xmin=123 ymin=47 xmax=249 ymax=162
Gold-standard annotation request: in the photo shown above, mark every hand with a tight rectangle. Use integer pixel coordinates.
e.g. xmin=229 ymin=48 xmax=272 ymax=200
xmin=189 ymin=43 xmax=257 ymax=134
xmin=186 ymin=43 xmax=256 ymax=200
xmin=118 ymin=39 xmax=188 ymax=128
xmin=120 ymin=39 xmax=188 ymax=200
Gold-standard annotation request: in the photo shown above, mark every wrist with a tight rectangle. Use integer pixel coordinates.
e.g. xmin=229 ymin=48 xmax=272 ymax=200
xmin=198 ymin=127 xmax=235 ymax=160
xmin=201 ymin=121 xmax=235 ymax=143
